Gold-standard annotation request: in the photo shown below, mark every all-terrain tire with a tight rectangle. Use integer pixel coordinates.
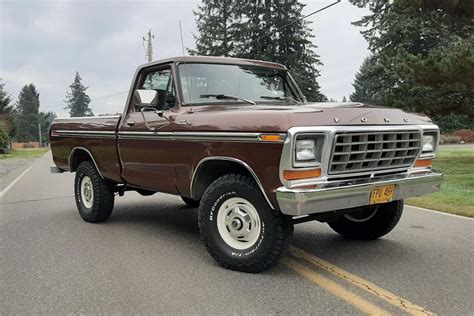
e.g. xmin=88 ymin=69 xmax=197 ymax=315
xmin=74 ymin=161 xmax=115 ymax=223
xmin=181 ymin=196 xmax=200 ymax=208
xmin=328 ymin=200 xmax=404 ymax=240
xmin=198 ymin=174 xmax=293 ymax=273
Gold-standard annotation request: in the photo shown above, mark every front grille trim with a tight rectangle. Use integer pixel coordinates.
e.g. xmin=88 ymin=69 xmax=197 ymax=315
xmin=328 ymin=130 xmax=422 ymax=175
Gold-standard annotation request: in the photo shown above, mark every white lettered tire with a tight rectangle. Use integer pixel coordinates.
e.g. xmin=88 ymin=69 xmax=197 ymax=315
xmin=74 ymin=161 xmax=115 ymax=223
xmin=198 ymin=174 xmax=293 ymax=272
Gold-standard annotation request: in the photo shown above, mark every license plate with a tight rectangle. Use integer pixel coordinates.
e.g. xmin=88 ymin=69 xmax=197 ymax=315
xmin=370 ymin=185 xmax=395 ymax=204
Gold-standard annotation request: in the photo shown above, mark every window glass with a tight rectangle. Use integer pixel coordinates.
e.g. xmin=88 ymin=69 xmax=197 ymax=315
xmin=179 ymin=63 xmax=300 ymax=105
xmin=140 ymin=68 xmax=175 ymax=110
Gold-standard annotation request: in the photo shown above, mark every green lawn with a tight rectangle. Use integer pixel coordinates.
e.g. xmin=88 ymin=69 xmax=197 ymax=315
xmin=0 ymin=147 xmax=50 ymax=160
xmin=406 ymin=148 xmax=474 ymax=217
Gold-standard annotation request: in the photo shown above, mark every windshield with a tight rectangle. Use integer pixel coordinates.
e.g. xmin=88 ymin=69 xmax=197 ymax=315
xmin=178 ymin=63 xmax=301 ymax=105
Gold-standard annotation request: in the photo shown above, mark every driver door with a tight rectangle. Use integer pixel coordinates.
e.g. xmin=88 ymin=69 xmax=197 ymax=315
xmin=118 ymin=66 xmax=178 ymax=193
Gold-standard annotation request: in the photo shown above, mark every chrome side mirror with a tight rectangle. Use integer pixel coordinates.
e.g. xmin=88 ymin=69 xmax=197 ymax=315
xmin=134 ymin=89 xmax=158 ymax=108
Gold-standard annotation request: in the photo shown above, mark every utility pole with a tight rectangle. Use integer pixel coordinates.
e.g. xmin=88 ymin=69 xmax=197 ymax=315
xmin=38 ymin=123 xmax=42 ymax=147
xmin=143 ymin=29 xmax=154 ymax=62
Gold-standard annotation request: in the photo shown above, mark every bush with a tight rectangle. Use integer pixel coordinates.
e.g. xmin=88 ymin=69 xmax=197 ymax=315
xmin=440 ymin=135 xmax=462 ymax=144
xmin=452 ymin=130 xmax=474 ymax=143
xmin=0 ymin=128 xmax=10 ymax=150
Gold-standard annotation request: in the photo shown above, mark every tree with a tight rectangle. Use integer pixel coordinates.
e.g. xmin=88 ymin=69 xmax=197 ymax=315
xmin=349 ymin=0 xmax=474 ymax=131
xmin=15 ymin=84 xmax=40 ymax=142
xmin=39 ymin=111 xmax=57 ymax=144
xmin=64 ymin=72 xmax=93 ymax=117
xmin=192 ymin=0 xmax=326 ymax=101
xmin=342 ymin=96 xmax=347 ymax=102
xmin=0 ymin=79 xmax=15 ymax=136
xmin=190 ymin=0 xmax=243 ymax=56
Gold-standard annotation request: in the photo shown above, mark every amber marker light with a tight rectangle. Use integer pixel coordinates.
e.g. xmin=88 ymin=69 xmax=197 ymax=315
xmin=414 ymin=159 xmax=433 ymax=168
xmin=283 ymin=168 xmax=322 ymax=180
xmin=260 ymin=134 xmax=284 ymax=142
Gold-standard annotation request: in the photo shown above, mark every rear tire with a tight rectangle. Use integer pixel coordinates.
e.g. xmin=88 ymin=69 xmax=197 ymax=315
xmin=328 ymin=200 xmax=403 ymax=240
xmin=181 ymin=196 xmax=200 ymax=208
xmin=74 ymin=161 xmax=115 ymax=223
xmin=198 ymin=174 xmax=293 ymax=273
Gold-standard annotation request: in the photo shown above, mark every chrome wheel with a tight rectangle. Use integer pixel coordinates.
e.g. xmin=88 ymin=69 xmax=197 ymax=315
xmin=80 ymin=176 xmax=94 ymax=209
xmin=216 ymin=197 xmax=261 ymax=250
xmin=344 ymin=206 xmax=378 ymax=223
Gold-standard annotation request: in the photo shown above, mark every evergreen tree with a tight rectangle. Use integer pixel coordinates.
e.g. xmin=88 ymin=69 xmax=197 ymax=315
xmin=15 ymin=84 xmax=40 ymax=142
xmin=0 ymin=78 xmax=15 ymax=136
xmin=190 ymin=0 xmax=243 ymax=56
xmin=0 ymin=79 xmax=13 ymax=115
xmin=192 ymin=0 xmax=326 ymax=101
xmin=64 ymin=72 xmax=93 ymax=117
xmin=350 ymin=0 xmax=473 ymax=131
xmin=39 ymin=111 xmax=57 ymax=144
xmin=342 ymin=96 xmax=347 ymax=102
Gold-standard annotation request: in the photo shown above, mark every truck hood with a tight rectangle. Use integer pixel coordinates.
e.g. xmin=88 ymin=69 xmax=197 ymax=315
xmin=178 ymin=102 xmax=434 ymax=132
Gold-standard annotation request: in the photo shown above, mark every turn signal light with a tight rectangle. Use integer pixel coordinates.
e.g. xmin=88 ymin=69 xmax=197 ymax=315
xmin=414 ymin=159 xmax=432 ymax=168
xmin=283 ymin=168 xmax=322 ymax=180
xmin=260 ymin=134 xmax=284 ymax=142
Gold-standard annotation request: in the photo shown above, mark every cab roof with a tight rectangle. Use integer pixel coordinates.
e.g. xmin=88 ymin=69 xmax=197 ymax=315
xmin=137 ymin=56 xmax=287 ymax=71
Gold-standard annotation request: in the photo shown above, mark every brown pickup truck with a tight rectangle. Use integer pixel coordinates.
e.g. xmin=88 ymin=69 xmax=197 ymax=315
xmin=50 ymin=56 xmax=443 ymax=272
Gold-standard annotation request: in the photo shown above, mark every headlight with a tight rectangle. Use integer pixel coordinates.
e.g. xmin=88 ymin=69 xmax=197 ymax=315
xmin=294 ymin=135 xmax=325 ymax=167
xmin=296 ymin=139 xmax=315 ymax=161
xmin=421 ymin=131 xmax=438 ymax=155
xmin=422 ymin=135 xmax=434 ymax=153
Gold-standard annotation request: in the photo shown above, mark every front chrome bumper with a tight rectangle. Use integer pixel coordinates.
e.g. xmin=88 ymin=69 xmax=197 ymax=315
xmin=276 ymin=170 xmax=443 ymax=216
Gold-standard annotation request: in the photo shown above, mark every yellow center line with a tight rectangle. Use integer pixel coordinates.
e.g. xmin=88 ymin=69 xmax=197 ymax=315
xmin=289 ymin=246 xmax=435 ymax=316
xmin=283 ymin=258 xmax=391 ymax=316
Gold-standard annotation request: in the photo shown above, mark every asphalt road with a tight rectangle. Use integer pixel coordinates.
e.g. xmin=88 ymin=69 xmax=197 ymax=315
xmin=1 ymin=153 xmax=473 ymax=315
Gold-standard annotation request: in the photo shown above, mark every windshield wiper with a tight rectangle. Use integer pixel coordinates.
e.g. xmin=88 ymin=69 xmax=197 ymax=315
xmin=200 ymin=94 xmax=256 ymax=105
xmin=260 ymin=96 xmax=301 ymax=104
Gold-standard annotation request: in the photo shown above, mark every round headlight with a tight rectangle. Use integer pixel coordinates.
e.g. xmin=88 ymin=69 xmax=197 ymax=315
xmin=296 ymin=139 xmax=316 ymax=161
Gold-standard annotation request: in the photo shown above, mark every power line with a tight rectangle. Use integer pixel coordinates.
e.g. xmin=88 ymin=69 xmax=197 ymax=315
xmin=255 ymin=0 xmax=341 ymax=42
xmin=90 ymin=91 xmax=128 ymax=102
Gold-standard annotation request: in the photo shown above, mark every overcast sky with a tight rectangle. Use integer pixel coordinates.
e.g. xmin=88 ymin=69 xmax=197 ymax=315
xmin=0 ymin=0 xmax=370 ymax=117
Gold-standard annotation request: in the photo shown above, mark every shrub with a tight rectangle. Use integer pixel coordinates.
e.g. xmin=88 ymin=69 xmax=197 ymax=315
xmin=440 ymin=135 xmax=461 ymax=144
xmin=452 ymin=129 xmax=474 ymax=143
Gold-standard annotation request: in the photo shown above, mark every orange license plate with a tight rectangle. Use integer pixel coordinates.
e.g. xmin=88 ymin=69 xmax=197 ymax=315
xmin=370 ymin=185 xmax=395 ymax=204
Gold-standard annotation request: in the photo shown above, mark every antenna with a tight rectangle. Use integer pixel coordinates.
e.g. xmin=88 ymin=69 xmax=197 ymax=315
xmin=179 ymin=20 xmax=192 ymax=109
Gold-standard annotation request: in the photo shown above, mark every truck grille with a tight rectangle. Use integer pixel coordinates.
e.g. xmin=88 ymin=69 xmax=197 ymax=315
xmin=329 ymin=130 xmax=421 ymax=175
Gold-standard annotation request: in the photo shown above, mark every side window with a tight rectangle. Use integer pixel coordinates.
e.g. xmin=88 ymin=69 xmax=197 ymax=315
xmin=140 ymin=68 xmax=175 ymax=110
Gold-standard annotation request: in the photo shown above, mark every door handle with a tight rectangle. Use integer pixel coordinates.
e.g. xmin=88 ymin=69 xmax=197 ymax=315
xmin=126 ymin=121 xmax=135 ymax=127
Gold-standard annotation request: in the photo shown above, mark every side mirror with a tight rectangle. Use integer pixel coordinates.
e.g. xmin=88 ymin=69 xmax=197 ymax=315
xmin=134 ymin=89 xmax=158 ymax=108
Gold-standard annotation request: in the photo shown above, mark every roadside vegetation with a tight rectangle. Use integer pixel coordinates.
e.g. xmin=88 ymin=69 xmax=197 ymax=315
xmin=0 ymin=148 xmax=49 ymax=160
xmin=407 ymin=147 xmax=474 ymax=217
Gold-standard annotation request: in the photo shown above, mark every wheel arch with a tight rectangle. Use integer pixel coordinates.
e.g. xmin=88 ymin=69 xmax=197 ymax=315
xmin=69 ymin=147 xmax=104 ymax=178
xmin=190 ymin=156 xmax=275 ymax=209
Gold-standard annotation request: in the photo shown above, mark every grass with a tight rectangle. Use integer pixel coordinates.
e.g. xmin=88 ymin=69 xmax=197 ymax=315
xmin=406 ymin=148 xmax=474 ymax=217
xmin=0 ymin=147 xmax=50 ymax=160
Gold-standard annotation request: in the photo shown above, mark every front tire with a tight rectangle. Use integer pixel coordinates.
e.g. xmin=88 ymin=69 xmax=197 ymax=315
xmin=198 ymin=174 xmax=293 ymax=273
xmin=74 ymin=161 xmax=115 ymax=223
xmin=328 ymin=200 xmax=404 ymax=240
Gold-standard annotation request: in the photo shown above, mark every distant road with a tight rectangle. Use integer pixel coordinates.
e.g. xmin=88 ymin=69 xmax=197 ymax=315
xmin=1 ymin=154 xmax=473 ymax=314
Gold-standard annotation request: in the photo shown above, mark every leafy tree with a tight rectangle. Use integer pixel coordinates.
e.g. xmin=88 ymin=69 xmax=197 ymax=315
xmin=349 ymin=0 xmax=474 ymax=131
xmin=15 ymin=84 xmax=40 ymax=142
xmin=192 ymin=0 xmax=326 ymax=101
xmin=64 ymin=72 xmax=93 ymax=117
